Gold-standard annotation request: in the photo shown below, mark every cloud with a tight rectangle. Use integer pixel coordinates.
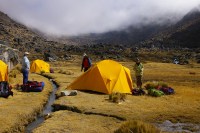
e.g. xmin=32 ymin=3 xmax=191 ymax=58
xmin=0 ymin=0 xmax=200 ymax=36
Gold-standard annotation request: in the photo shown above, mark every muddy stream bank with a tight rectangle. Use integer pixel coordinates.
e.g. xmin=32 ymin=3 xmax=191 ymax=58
xmin=25 ymin=81 xmax=57 ymax=133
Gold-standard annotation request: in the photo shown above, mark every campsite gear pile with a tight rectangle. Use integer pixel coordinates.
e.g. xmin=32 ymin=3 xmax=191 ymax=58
xmin=132 ymin=88 xmax=146 ymax=96
xmin=0 ymin=81 xmax=13 ymax=98
xmin=21 ymin=81 xmax=45 ymax=92
xmin=145 ymin=82 xmax=175 ymax=97
xmin=68 ymin=60 xmax=133 ymax=94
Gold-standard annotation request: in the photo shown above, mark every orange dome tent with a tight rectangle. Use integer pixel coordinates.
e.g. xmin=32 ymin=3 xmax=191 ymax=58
xmin=0 ymin=60 xmax=8 ymax=81
xmin=30 ymin=59 xmax=50 ymax=73
xmin=67 ymin=60 xmax=133 ymax=94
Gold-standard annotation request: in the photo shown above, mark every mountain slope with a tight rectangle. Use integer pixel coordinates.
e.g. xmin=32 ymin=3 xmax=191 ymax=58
xmin=143 ymin=9 xmax=200 ymax=48
xmin=0 ymin=11 xmax=64 ymax=55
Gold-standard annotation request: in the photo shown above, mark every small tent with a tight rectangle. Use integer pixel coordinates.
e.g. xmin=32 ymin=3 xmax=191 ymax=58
xmin=0 ymin=60 xmax=8 ymax=81
xmin=67 ymin=60 xmax=133 ymax=94
xmin=30 ymin=59 xmax=50 ymax=73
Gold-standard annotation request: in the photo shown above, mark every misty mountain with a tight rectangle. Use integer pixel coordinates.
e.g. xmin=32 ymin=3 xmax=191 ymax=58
xmin=142 ymin=8 xmax=200 ymax=48
xmin=53 ymin=8 xmax=200 ymax=48
xmin=0 ymin=11 xmax=65 ymax=56
xmin=53 ymin=22 xmax=171 ymax=46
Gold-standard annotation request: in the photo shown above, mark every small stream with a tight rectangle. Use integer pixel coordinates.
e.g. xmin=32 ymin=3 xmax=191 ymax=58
xmin=155 ymin=120 xmax=200 ymax=133
xmin=25 ymin=81 xmax=57 ymax=133
xmin=24 ymin=81 xmax=200 ymax=133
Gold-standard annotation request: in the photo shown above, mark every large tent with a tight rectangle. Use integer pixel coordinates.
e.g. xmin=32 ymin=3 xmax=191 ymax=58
xmin=30 ymin=59 xmax=50 ymax=73
xmin=0 ymin=60 xmax=8 ymax=81
xmin=67 ymin=60 xmax=133 ymax=94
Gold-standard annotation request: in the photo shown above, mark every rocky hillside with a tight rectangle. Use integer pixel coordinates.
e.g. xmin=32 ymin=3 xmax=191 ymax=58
xmin=142 ymin=9 xmax=200 ymax=48
xmin=0 ymin=9 xmax=199 ymax=63
xmin=0 ymin=11 xmax=67 ymax=58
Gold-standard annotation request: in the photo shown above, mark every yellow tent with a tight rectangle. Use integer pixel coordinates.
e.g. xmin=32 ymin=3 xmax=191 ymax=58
xmin=67 ymin=60 xmax=133 ymax=94
xmin=30 ymin=59 xmax=50 ymax=73
xmin=0 ymin=60 xmax=8 ymax=81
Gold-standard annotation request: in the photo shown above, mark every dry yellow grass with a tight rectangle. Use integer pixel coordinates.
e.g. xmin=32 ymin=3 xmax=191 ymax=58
xmin=0 ymin=69 xmax=53 ymax=132
xmin=33 ymin=110 xmax=122 ymax=133
xmin=1 ymin=57 xmax=200 ymax=132
xmin=33 ymin=59 xmax=200 ymax=133
xmin=114 ymin=120 xmax=160 ymax=133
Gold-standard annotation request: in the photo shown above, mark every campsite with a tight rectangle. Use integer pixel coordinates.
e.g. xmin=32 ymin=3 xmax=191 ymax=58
xmin=0 ymin=55 xmax=200 ymax=133
xmin=1 ymin=1 xmax=200 ymax=132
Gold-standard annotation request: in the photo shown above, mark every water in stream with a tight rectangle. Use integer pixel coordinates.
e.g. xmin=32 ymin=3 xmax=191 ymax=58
xmin=25 ymin=82 xmax=57 ymax=133
xmin=24 ymin=81 xmax=200 ymax=133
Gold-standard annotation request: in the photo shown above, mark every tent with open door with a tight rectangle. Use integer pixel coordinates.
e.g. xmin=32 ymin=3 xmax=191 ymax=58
xmin=67 ymin=60 xmax=133 ymax=94
xmin=30 ymin=59 xmax=50 ymax=73
xmin=0 ymin=60 xmax=8 ymax=81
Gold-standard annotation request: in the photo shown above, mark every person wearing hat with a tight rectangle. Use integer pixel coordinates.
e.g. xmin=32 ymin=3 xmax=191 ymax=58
xmin=81 ymin=53 xmax=92 ymax=72
xmin=133 ymin=58 xmax=144 ymax=88
xmin=22 ymin=52 xmax=30 ymax=84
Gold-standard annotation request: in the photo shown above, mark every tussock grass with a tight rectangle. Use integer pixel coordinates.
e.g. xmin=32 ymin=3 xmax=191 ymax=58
xmin=114 ymin=120 xmax=160 ymax=133
xmin=109 ymin=92 xmax=127 ymax=103
xmin=58 ymin=69 xmax=74 ymax=75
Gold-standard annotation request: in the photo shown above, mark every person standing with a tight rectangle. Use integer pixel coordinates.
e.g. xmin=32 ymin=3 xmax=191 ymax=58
xmin=81 ymin=53 xmax=92 ymax=72
xmin=22 ymin=52 xmax=30 ymax=84
xmin=133 ymin=58 xmax=144 ymax=88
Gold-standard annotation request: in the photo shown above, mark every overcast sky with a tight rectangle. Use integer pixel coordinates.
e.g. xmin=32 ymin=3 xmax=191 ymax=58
xmin=0 ymin=0 xmax=200 ymax=36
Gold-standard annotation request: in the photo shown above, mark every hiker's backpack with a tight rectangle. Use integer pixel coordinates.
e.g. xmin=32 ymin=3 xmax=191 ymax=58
xmin=21 ymin=81 xmax=45 ymax=92
xmin=88 ymin=58 xmax=92 ymax=67
xmin=148 ymin=89 xmax=164 ymax=97
xmin=160 ymin=87 xmax=175 ymax=95
xmin=0 ymin=81 xmax=13 ymax=98
xmin=132 ymin=88 xmax=146 ymax=96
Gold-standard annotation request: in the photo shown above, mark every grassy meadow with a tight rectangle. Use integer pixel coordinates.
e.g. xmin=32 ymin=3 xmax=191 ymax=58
xmin=0 ymin=66 xmax=53 ymax=132
xmin=0 ymin=55 xmax=200 ymax=132
xmin=34 ymin=57 xmax=200 ymax=132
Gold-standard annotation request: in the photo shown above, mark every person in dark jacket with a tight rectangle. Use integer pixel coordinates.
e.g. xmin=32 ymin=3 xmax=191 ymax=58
xmin=81 ymin=53 xmax=92 ymax=72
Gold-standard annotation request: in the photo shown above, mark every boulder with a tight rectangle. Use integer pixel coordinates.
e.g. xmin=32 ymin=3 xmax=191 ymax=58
xmin=0 ymin=43 xmax=19 ymax=71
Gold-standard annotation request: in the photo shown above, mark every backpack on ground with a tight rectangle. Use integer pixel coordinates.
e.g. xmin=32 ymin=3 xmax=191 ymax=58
xmin=21 ymin=81 xmax=45 ymax=92
xmin=0 ymin=81 xmax=13 ymax=98
xmin=148 ymin=89 xmax=164 ymax=97
xmin=160 ymin=87 xmax=175 ymax=95
xmin=132 ymin=88 xmax=146 ymax=96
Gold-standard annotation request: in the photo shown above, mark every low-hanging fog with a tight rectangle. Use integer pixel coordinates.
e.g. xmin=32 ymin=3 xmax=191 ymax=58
xmin=0 ymin=0 xmax=200 ymax=36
